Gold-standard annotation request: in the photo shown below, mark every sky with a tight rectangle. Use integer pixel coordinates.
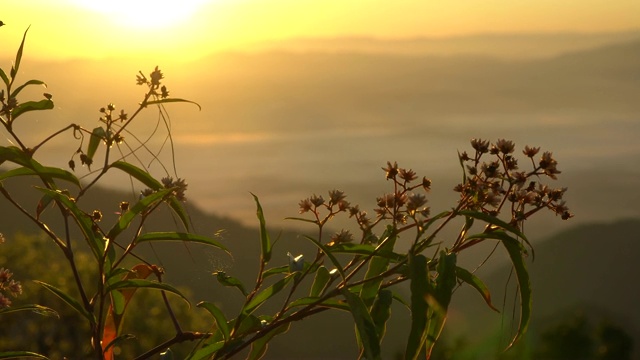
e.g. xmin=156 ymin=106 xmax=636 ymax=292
xmin=1 ymin=0 xmax=639 ymax=61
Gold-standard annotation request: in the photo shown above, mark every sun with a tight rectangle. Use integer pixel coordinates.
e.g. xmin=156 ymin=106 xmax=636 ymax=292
xmin=71 ymin=0 xmax=211 ymax=30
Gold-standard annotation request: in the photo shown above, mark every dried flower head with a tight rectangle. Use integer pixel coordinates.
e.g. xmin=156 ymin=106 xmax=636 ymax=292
xmin=328 ymin=229 xmax=354 ymax=246
xmin=382 ymin=161 xmax=398 ymax=179
xmin=471 ymin=138 xmax=490 ymax=154
xmin=150 ymin=66 xmax=164 ymax=87
xmin=399 ymin=168 xmax=417 ymax=182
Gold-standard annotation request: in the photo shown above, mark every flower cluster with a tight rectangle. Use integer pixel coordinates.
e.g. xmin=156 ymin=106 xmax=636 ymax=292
xmin=1 ymin=234 xmax=23 ymax=309
xmin=456 ymin=138 xmax=573 ymax=226
xmin=297 ymin=163 xmax=433 ymax=243
xmin=136 ymin=66 xmax=170 ymax=99
xmin=374 ymin=161 xmax=431 ymax=225
xmin=141 ymin=176 xmax=188 ymax=202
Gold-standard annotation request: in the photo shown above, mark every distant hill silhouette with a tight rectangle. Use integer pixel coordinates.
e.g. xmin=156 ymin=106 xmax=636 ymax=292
xmin=446 ymin=218 xmax=640 ymax=359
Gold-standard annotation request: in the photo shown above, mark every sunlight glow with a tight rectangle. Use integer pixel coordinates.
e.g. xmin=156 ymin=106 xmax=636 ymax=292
xmin=71 ymin=0 xmax=211 ymax=30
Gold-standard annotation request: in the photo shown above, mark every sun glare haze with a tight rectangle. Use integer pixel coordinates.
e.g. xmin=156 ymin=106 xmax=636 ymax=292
xmin=0 ymin=1 xmax=638 ymax=61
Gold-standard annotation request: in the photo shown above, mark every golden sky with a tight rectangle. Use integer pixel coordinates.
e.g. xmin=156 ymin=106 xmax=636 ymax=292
xmin=1 ymin=0 xmax=638 ymax=61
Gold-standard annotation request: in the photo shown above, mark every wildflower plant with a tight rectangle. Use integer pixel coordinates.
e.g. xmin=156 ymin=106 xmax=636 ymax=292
xmin=0 ymin=28 xmax=222 ymax=359
xmin=0 ymin=27 xmax=572 ymax=360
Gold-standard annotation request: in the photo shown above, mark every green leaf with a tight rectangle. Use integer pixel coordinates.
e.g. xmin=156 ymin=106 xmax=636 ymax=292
xmin=329 ymin=243 xmax=404 ymax=262
xmin=11 ymin=99 xmax=54 ymax=120
xmin=214 ymin=271 xmax=247 ymax=296
xmin=342 ymin=289 xmax=381 ymax=360
xmin=243 ymin=274 xmax=295 ymax=315
xmin=262 ymin=265 xmax=290 ymax=279
xmin=0 ymin=304 xmax=58 ymax=318
xmin=106 ymin=188 xmax=173 ymax=240
xmin=287 ymin=296 xmax=350 ymax=312
xmin=501 ymin=234 xmax=532 ymax=350
xmin=458 ymin=210 xmax=530 ymax=249
xmin=110 ymin=161 xmax=163 ymax=189
xmin=12 ymin=26 xmax=30 ymax=81
xmin=135 ymin=231 xmax=229 ymax=254
xmin=144 ymin=98 xmax=202 ymax=111
xmin=0 ymin=351 xmax=49 ymax=359
xmin=310 ymin=265 xmax=331 ymax=297
xmin=455 ymin=266 xmax=499 ymax=312
xmin=360 ymin=226 xmax=396 ymax=307
xmin=301 ymin=234 xmax=345 ymax=280
xmin=467 ymin=230 xmax=530 ymax=257
xmin=186 ymin=340 xmax=225 ymax=360
xmin=251 ymin=193 xmax=272 ymax=262
xmin=405 ymin=254 xmax=430 ymax=360
xmin=0 ymin=165 xmax=80 ymax=187
xmin=167 ymin=197 xmax=191 ymax=231
xmin=110 ymin=161 xmax=192 ymax=231
xmin=424 ymin=251 xmax=457 ymax=357
xmin=10 ymin=79 xmax=46 ymax=98
xmin=86 ymin=126 xmax=106 ymax=165
xmin=370 ymin=290 xmax=393 ymax=340
xmin=34 ymin=280 xmax=94 ymax=324
xmin=247 ymin=322 xmax=291 ymax=360
xmin=36 ymin=187 xmax=103 ymax=259
xmin=197 ymin=301 xmax=230 ymax=341
xmin=0 ymin=68 xmax=9 ymax=88
xmin=104 ymin=279 xmax=190 ymax=306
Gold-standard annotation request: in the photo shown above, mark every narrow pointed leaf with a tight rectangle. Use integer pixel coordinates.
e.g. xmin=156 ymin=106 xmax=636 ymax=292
xmin=0 ymin=68 xmax=9 ymax=88
xmin=424 ymin=251 xmax=457 ymax=357
xmin=371 ymin=290 xmax=393 ymax=340
xmin=262 ymin=265 xmax=290 ymax=279
xmin=301 ymin=235 xmax=345 ymax=280
xmin=36 ymin=187 xmax=103 ymax=259
xmin=342 ymin=289 xmax=381 ymax=360
xmin=197 ymin=301 xmax=230 ymax=341
xmin=405 ymin=254 xmax=430 ymax=360
xmin=287 ymin=296 xmax=350 ymax=311
xmin=13 ymin=26 xmax=30 ymax=79
xmin=243 ymin=274 xmax=295 ymax=315
xmin=458 ymin=210 xmax=529 ymax=247
xmin=0 ymin=351 xmax=48 ymax=359
xmin=104 ymin=279 xmax=190 ymax=306
xmin=501 ymin=235 xmax=532 ymax=350
xmin=187 ymin=340 xmax=225 ymax=360
xmin=455 ymin=266 xmax=499 ymax=312
xmin=135 ymin=231 xmax=229 ymax=253
xmin=110 ymin=161 xmax=162 ymax=189
xmin=106 ymin=188 xmax=173 ymax=240
xmin=214 ymin=271 xmax=247 ymax=296
xmin=329 ymin=243 xmax=404 ymax=262
xmin=110 ymin=161 xmax=192 ymax=230
xmin=0 ymin=165 xmax=80 ymax=187
xmin=0 ymin=304 xmax=58 ymax=318
xmin=251 ymin=193 xmax=271 ymax=262
xmin=11 ymin=99 xmax=54 ymax=120
xmin=360 ymin=226 xmax=396 ymax=307
xmin=467 ymin=230 xmax=530 ymax=257
xmin=34 ymin=280 xmax=94 ymax=323
xmin=310 ymin=265 xmax=331 ymax=297
xmin=248 ymin=322 xmax=291 ymax=360
xmin=86 ymin=126 xmax=106 ymax=164
xmin=144 ymin=98 xmax=201 ymax=110
xmin=10 ymin=79 xmax=46 ymax=98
